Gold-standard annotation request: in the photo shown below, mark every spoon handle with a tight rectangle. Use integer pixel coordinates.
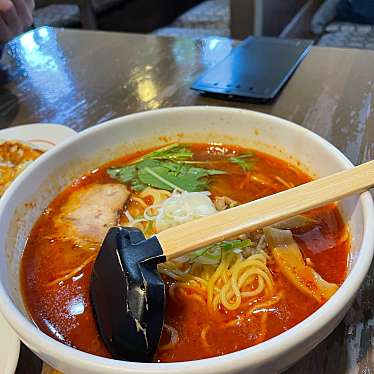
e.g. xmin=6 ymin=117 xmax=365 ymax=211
xmin=156 ymin=160 xmax=374 ymax=260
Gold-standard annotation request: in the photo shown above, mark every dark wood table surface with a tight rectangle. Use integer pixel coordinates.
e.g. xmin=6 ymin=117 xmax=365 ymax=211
xmin=0 ymin=27 xmax=373 ymax=374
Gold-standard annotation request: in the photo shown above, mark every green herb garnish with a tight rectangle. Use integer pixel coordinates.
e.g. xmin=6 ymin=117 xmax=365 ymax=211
xmin=108 ymin=158 xmax=225 ymax=192
xmin=189 ymin=239 xmax=252 ymax=265
xmin=229 ymin=153 xmax=255 ymax=172
xmin=133 ymin=143 xmax=193 ymax=164
xmin=108 ymin=144 xmax=257 ymax=192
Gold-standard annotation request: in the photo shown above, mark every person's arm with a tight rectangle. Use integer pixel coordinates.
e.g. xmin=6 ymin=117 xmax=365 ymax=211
xmin=0 ymin=0 xmax=34 ymax=55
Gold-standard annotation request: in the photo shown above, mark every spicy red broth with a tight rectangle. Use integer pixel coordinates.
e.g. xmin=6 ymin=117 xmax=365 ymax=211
xmin=20 ymin=143 xmax=349 ymax=362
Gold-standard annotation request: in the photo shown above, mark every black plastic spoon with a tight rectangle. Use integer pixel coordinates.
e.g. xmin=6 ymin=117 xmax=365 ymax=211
xmin=90 ymin=160 xmax=374 ymax=362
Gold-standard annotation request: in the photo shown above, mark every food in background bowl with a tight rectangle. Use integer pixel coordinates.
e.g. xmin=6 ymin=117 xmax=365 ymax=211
xmin=0 ymin=107 xmax=372 ymax=374
xmin=0 ymin=124 xmax=76 ymax=374
xmin=21 ymin=142 xmax=349 ymax=362
xmin=0 ymin=140 xmax=43 ymax=197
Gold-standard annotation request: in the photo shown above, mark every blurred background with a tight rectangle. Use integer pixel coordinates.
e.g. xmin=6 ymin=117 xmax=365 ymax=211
xmin=31 ymin=0 xmax=374 ymax=50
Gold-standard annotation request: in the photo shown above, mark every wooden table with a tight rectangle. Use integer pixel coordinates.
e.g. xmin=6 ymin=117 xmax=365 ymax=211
xmin=0 ymin=27 xmax=373 ymax=374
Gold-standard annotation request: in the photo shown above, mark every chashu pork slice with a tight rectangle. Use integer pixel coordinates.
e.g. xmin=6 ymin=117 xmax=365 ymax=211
xmin=54 ymin=183 xmax=130 ymax=245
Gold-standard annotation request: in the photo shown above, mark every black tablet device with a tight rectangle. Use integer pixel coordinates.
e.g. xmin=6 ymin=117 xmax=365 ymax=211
xmin=191 ymin=37 xmax=313 ymax=102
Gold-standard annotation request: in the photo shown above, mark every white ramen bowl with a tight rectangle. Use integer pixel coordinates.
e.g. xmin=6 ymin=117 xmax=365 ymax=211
xmin=0 ymin=107 xmax=373 ymax=374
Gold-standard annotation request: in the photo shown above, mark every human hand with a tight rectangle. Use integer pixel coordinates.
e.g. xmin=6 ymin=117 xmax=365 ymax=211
xmin=0 ymin=0 xmax=34 ymax=44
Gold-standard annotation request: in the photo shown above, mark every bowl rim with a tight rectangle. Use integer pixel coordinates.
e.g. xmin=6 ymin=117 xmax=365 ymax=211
xmin=0 ymin=123 xmax=77 ymax=374
xmin=0 ymin=106 xmax=373 ymax=373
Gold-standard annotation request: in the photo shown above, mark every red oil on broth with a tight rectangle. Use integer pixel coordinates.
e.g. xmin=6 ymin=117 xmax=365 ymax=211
xmin=20 ymin=143 xmax=349 ymax=362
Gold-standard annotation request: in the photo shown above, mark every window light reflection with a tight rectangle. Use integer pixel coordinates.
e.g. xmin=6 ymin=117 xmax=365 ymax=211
xmin=68 ymin=296 xmax=85 ymax=316
xmin=201 ymin=37 xmax=232 ymax=66
xmin=131 ymin=65 xmax=160 ymax=109
xmin=16 ymin=28 xmax=80 ymax=122
xmin=137 ymin=79 xmax=157 ymax=103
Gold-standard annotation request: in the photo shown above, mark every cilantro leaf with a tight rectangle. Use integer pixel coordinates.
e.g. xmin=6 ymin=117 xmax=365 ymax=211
xmin=108 ymin=158 xmax=225 ymax=192
xmin=132 ymin=143 xmax=193 ymax=164
xmin=229 ymin=153 xmax=255 ymax=172
xmin=108 ymin=165 xmax=146 ymax=191
xmin=107 ymin=164 xmax=137 ymax=182
xmin=137 ymin=160 xmax=225 ymax=191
